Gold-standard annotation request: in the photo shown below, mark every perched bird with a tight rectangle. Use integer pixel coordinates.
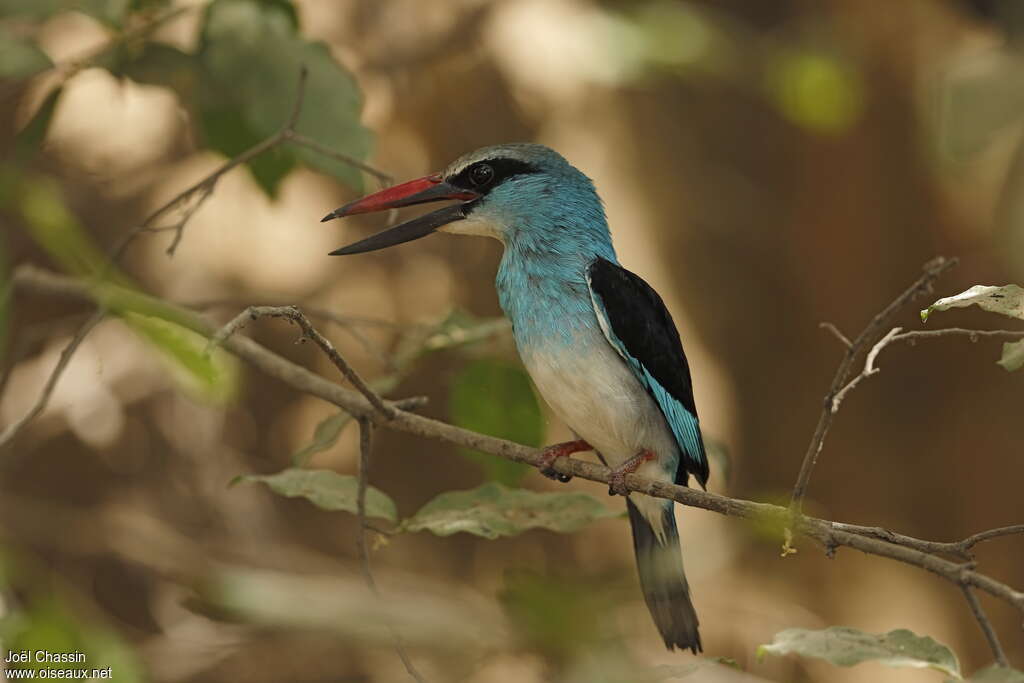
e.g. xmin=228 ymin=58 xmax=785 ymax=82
xmin=322 ymin=144 xmax=709 ymax=653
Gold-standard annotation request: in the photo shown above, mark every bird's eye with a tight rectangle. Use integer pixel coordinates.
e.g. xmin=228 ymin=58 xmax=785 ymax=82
xmin=469 ymin=163 xmax=494 ymax=187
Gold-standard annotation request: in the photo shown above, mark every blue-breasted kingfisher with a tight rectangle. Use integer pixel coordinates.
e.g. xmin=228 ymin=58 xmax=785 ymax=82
xmin=322 ymin=144 xmax=708 ymax=653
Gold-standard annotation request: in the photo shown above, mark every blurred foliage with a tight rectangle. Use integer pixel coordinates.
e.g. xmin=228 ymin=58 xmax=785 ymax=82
xmin=400 ymin=482 xmax=618 ymax=539
xmin=449 ymin=358 xmax=541 ymax=485
xmin=923 ymin=285 xmax=1024 ymax=371
xmin=0 ymin=25 xmax=52 ymax=79
xmin=3 ymin=172 xmax=238 ymax=400
xmin=758 ymin=626 xmax=967 ymax=680
xmin=8 ymin=0 xmax=371 ymax=197
xmin=500 ymin=570 xmax=623 ymax=663
xmin=0 ymin=0 xmax=131 ymax=27
xmin=237 ymin=467 xmax=398 ymax=522
xmin=291 ymin=410 xmax=351 ymax=465
xmin=967 ymin=665 xmax=1024 ymax=682
xmin=0 ymin=551 xmax=146 ymax=682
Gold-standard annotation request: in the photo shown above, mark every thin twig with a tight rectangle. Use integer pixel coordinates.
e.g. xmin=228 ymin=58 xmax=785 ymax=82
xmin=106 ymin=67 xmax=393 ymax=262
xmin=830 ymin=326 xmax=902 ymax=413
xmin=829 ymin=522 xmax=1024 ymax=561
xmin=819 ymin=322 xmax=853 ymax=348
xmin=0 ymin=310 xmax=104 ymax=450
xmin=960 ymin=584 xmax=1009 ymax=667
xmin=789 ymin=257 xmax=958 ymax=516
xmin=356 ymin=418 xmax=428 ymax=683
xmin=13 ymin=266 xmax=1024 ymax=619
xmin=285 ymin=132 xmax=393 ymax=185
xmin=206 ymin=305 xmax=396 ymax=418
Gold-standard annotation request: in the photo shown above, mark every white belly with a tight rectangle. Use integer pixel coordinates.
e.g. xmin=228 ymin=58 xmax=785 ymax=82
xmin=521 ymin=337 xmax=679 ymax=536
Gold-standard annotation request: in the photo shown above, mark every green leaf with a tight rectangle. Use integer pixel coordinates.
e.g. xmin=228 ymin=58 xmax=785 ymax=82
xmin=113 ymin=42 xmax=198 ymax=103
xmin=11 ymin=173 xmax=238 ymax=402
xmin=0 ymin=0 xmax=132 ymax=26
xmin=238 ymin=467 xmax=398 ymax=522
xmin=402 ymin=482 xmax=617 ymax=539
xmin=758 ymin=626 xmax=961 ymax=679
xmin=998 ymin=339 xmax=1024 ymax=372
xmin=14 ymin=87 xmax=61 ymax=162
xmin=922 ymin=284 xmax=1024 ymax=322
xmin=0 ymin=27 xmax=52 ymax=80
xmin=0 ymin=596 xmax=146 ymax=682
xmin=292 ymin=411 xmax=351 ymax=465
xmin=449 ymin=359 xmax=542 ymax=485
xmin=965 ymin=665 xmax=1024 ymax=682
xmin=196 ymin=0 xmax=371 ymax=196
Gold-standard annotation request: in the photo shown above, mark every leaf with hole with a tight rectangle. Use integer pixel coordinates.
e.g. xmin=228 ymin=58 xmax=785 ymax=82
xmin=758 ymin=626 xmax=961 ymax=678
xmin=238 ymin=468 xmax=397 ymax=522
xmin=401 ymin=482 xmax=617 ymax=539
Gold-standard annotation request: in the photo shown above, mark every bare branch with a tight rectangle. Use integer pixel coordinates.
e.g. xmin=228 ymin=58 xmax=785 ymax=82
xmin=960 ymin=584 xmax=1009 ymax=667
xmin=789 ymin=257 xmax=958 ymax=515
xmin=12 ymin=266 xmax=1024 ymax=621
xmin=830 ymin=326 xmax=902 ymax=413
xmin=207 ymin=305 xmax=396 ymax=418
xmin=356 ymin=418 xmax=428 ymax=683
xmin=0 ymin=310 xmax=104 ymax=450
xmin=819 ymin=322 xmax=852 ymax=348
xmin=285 ymin=132 xmax=394 ymax=186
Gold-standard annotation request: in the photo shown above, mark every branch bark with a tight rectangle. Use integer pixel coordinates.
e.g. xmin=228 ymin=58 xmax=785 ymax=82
xmin=789 ymin=256 xmax=958 ymax=515
xmin=10 ymin=265 xmax=1024 ymax=627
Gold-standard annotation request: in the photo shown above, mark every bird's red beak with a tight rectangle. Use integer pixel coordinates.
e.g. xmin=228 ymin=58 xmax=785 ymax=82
xmin=322 ymin=174 xmax=481 ymax=255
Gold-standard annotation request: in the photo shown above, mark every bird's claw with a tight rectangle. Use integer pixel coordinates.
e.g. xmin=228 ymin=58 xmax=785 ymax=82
xmin=541 ymin=467 xmax=573 ymax=483
xmin=607 ymin=473 xmax=630 ymax=497
xmin=537 ymin=439 xmax=590 ymax=484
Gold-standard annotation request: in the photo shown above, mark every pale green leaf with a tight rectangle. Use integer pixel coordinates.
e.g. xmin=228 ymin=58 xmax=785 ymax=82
xmin=0 ymin=27 xmax=52 ymax=80
xmin=965 ymin=665 xmax=1024 ymax=683
xmin=449 ymin=359 xmax=541 ymax=486
xmin=292 ymin=411 xmax=351 ymax=465
xmin=402 ymin=482 xmax=617 ymax=539
xmin=13 ymin=174 xmax=238 ymax=402
xmin=239 ymin=468 xmax=397 ymax=522
xmin=922 ymin=285 xmax=1024 ymax=322
xmin=998 ymin=339 xmax=1024 ymax=372
xmin=758 ymin=626 xmax=961 ymax=678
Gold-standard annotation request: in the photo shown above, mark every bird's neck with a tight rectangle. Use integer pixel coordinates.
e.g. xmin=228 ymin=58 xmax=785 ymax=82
xmin=496 ymin=230 xmax=617 ymax=347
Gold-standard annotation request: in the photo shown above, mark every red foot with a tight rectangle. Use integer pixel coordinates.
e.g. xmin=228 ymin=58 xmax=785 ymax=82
xmin=608 ymin=449 xmax=656 ymax=496
xmin=538 ymin=439 xmax=591 ymax=482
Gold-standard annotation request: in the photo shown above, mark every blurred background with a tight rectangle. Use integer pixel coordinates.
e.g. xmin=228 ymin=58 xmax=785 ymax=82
xmin=1 ymin=0 xmax=1023 ymax=681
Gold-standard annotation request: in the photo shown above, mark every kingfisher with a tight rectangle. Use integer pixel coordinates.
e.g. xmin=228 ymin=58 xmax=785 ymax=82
xmin=322 ymin=144 xmax=708 ymax=653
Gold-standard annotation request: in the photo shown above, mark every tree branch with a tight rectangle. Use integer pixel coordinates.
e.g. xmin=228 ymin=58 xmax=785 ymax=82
xmin=206 ymin=305 xmax=395 ymax=418
xmin=0 ymin=310 xmax=104 ymax=450
xmin=789 ymin=256 xmax=958 ymax=516
xmin=960 ymin=584 xmax=1009 ymax=668
xmin=10 ymin=266 xmax=1024 ymax=627
xmin=356 ymin=418 xmax=427 ymax=682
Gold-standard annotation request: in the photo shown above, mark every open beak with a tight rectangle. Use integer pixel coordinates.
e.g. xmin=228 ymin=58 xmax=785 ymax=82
xmin=322 ymin=174 xmax=480 ymax=255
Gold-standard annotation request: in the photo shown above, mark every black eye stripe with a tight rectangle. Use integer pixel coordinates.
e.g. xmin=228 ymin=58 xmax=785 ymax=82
xmin=448 ymin=158 xmax=540 ymax=193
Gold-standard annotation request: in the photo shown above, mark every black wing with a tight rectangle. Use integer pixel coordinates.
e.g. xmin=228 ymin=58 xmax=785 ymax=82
xmin=587 ymin=257 xmax=708 ymax=487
